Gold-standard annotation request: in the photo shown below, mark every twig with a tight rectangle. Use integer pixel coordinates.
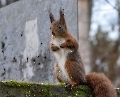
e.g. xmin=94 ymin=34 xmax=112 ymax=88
xmin=105 ymin=0 xmax=118 ymax=11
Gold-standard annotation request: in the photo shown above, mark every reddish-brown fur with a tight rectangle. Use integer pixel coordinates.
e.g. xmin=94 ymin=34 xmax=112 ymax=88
xmin=49 ymin=8 xmax=86 ymax=86
xmin=87 ymin=72 xmax=117 ymax=97
xmin=49 ymin=8 xmax=117 ymax=97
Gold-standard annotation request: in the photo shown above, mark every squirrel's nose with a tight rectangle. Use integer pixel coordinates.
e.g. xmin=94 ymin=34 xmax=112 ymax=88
xmin=52 ymin=32 xmax=55 ymax=36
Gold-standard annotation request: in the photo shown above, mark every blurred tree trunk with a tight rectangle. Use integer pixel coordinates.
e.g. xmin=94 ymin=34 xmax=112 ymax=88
xmin=114 ymin=0 xmax=120 ymax=87
xmin=78 ymin=0 xmax=92 ymax=74
xmin=0 ymin=1 xmax=2 ymax=8
xmin=118 ymin=1 xmax=120 ymax=48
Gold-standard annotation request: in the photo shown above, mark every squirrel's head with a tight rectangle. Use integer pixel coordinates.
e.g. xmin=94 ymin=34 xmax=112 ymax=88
xmin=49 ymin=8 xmax=67 ymax=37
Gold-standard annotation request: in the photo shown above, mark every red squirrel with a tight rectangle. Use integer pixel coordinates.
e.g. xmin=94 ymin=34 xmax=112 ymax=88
xmin=49 ymin=8 xmax=117 ymax=97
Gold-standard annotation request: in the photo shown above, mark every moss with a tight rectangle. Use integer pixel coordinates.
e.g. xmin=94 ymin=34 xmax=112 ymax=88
xmin=5 ymin=95 xmax=15 ymax=97
xmin=0 ymin=80 xmax=92 ymax=97
xmin=0 ymin=80 xmax=120 ymax=97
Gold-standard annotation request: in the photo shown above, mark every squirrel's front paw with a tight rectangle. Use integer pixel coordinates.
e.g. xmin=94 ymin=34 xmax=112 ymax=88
xmin=50 ymin=44 xmax=60 ymax=51
xmin=60 ymin=43 xmax=65 ymax=48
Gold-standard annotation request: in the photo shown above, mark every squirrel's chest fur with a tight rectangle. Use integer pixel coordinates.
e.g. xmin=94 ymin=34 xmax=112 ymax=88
xmin=52 ymin=37 xmax=71 ymax=82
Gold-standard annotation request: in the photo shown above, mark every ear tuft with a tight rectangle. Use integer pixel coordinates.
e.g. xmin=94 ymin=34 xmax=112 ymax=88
xmin=59 ymin=7 xmax=66 ymax=26
xmin=49 ymin=10 xmax=55 ymax=23
xmin=59 ymin=7 xmax=64 ymax=16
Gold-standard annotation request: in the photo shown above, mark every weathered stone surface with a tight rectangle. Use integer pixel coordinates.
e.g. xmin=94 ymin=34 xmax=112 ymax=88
xmin=0 ymin=81 xmax=120 ymax=97
xmin=0 ymin=0 xmax=78 ymax=82
xmin=0 ymin=81 xmax=92 ymax=97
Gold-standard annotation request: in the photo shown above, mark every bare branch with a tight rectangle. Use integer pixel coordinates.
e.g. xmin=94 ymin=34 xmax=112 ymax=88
xmin=105 ymin=0 xmax=118 ymax=11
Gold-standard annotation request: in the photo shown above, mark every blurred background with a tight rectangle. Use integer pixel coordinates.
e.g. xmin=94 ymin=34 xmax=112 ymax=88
xmin=0 ymin=0 xmax=120 ymax=87
xmin=78 ymin=0 xmax=120 ymax=88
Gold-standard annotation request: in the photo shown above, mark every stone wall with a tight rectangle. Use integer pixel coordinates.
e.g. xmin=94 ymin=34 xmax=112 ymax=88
xmin=0 ymin=0 xmax=78 ymax=82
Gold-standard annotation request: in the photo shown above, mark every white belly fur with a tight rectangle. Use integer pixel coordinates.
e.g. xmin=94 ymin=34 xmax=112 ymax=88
xmin=52 ymin=37 xmax=71 ymax=82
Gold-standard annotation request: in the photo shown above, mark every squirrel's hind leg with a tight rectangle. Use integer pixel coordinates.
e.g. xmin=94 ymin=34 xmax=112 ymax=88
xmin=65 ymin=60 xmax=86 ymax=86
xmin=54 ymin=63 xmax=63 ymax=82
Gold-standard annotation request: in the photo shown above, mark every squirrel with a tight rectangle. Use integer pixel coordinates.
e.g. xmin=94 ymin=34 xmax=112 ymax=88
xmin=49 ymin=8 xmax=117 ymax=97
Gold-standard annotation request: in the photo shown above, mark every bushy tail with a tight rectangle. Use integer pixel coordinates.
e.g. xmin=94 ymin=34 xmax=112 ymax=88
xmin=86 ymin=72 xmax=117 ymax=97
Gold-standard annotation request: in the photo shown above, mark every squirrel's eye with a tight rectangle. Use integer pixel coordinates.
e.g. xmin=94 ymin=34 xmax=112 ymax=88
xmin=57 ymin=25 xmax=62 ymax=29
xmin=59 ymin=26 xmax=61 ymax=28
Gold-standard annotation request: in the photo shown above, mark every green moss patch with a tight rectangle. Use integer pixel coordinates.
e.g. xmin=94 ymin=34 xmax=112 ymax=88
xmin=1 ymin=80 xmax=120 ymax=97
xmin=0 ymin=80 xmax=93 ymax=97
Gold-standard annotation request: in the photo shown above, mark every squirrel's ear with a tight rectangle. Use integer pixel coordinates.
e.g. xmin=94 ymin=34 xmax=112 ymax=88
xmin=49 ymin=11 xmax=55 ymax=23
xmin=59 ymin=8 xmax=66 ymax=24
